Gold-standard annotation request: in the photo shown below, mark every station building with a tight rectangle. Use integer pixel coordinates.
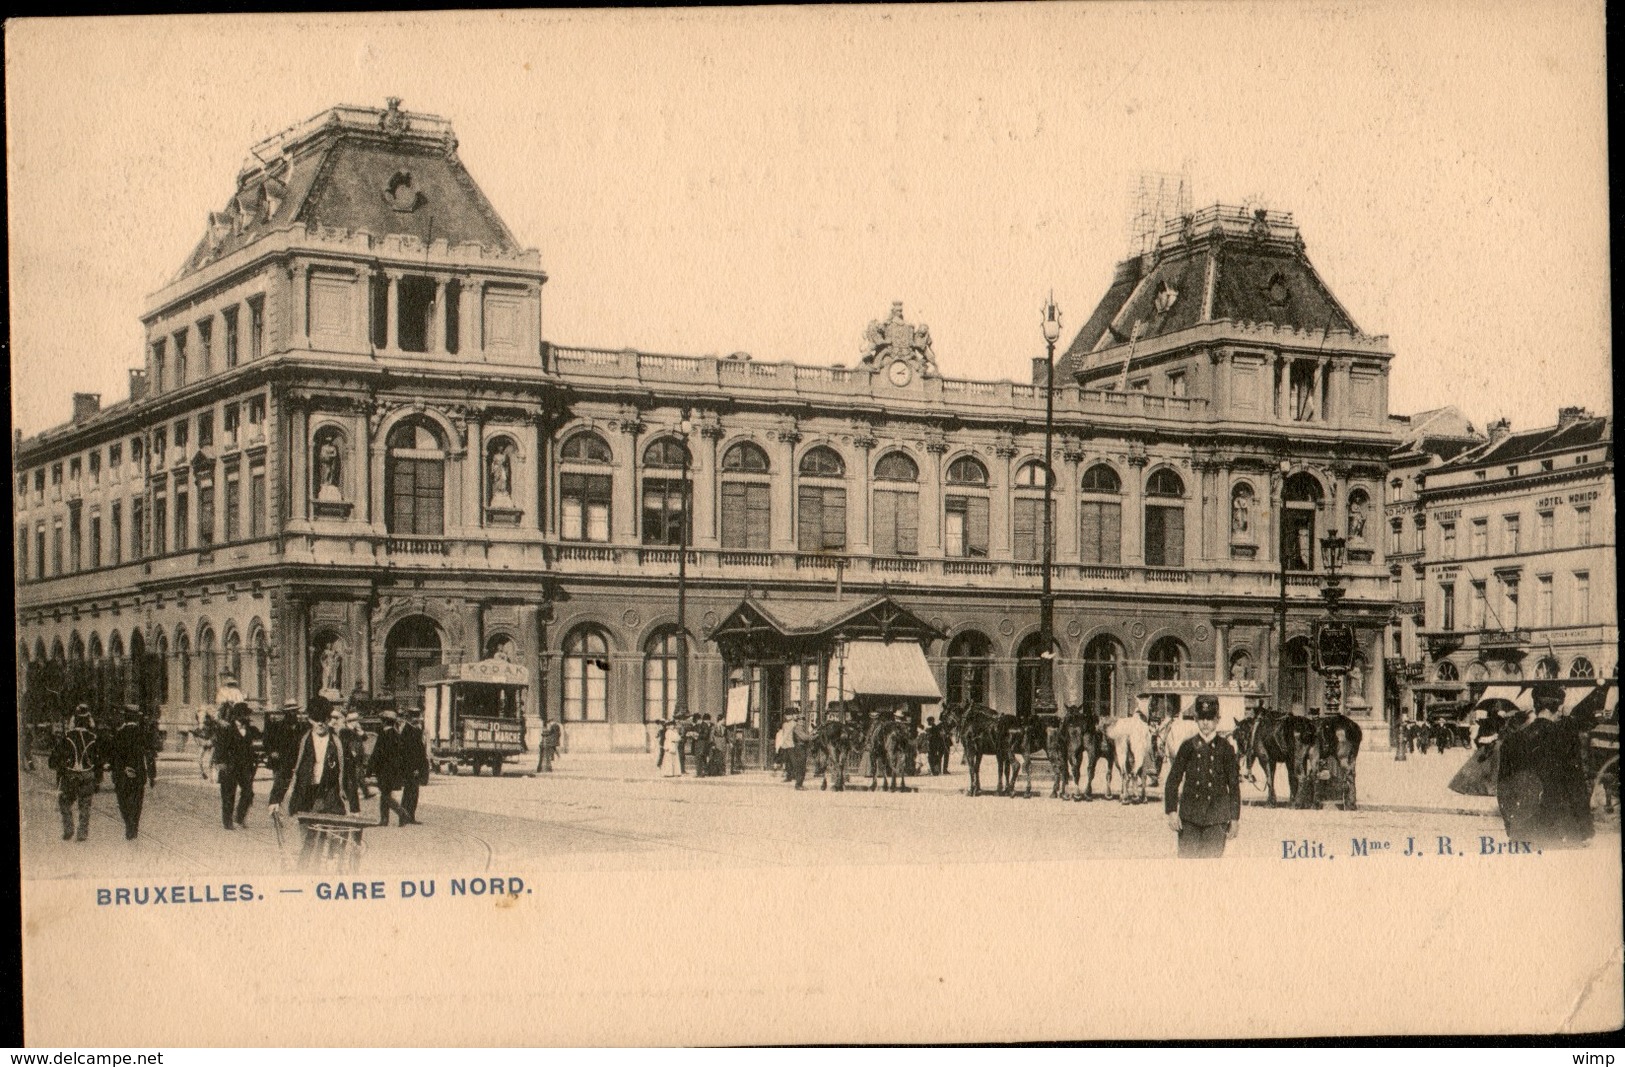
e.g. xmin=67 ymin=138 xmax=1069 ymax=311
xmin=14 ymin=101 xmax=1403 ymax=754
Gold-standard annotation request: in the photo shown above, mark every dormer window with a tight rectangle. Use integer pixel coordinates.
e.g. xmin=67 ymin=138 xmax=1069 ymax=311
xmin=1154 ymin=282 xmax=1178 ymax=314
xmin=384 ymin=171 xmax=422 ymax=212
xmin=1265 ymin=271 xmax=1290 ymax=308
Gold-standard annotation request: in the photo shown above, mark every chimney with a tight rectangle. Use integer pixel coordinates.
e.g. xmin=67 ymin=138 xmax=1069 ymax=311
xmin=1487 ymin=417 xmax=1512 ymax=443
xmin=128 ymin=368 xmax=149 ymax=403
xmin=71 ymin=393 xmax=101 ymax=423
xmin=1031 ymin=356 xmax=1053 ymax=387
xmin=1557 ymin=405 xmax=1591 ymax=428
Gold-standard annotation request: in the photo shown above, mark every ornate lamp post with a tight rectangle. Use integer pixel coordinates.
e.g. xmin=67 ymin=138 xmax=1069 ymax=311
xmin=674 ymin=409 xmax=694 ymax=719
xmin=1034 ymin=294 xmax=1063 ymax=718
xmin=1316 ymin=528 xmax=1349 ymax=718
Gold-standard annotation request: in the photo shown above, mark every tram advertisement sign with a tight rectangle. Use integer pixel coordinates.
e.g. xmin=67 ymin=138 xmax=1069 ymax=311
xmin=1314 ymin=621 xmax=1356 ymax=672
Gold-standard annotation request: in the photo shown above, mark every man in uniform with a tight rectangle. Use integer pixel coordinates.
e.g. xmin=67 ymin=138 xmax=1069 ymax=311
xmin=342 ymin=710 xmax=375 ymax=800
xmin=370 ymin=708 xmax=412 ymax=827
xmin=1497 ymin=682 xmax=1594 ymax=848
xmin=1164 ymin=696 xmax=1241 ymax=858
xmin=215 ymin=701 xmax=261 ymax=830
xmin=105 ymin=704 xmax=155 ymax=840
xmin=50 ymin=706 xmax=102 ymax=842
xmin=922 ymin=716 xmax=945 ymax=776
xmin=397 ymin=711 xmax=429 ymax=825
xmin=788 ymin=711 xmax=815 ymax=789
xmin=268 ymin=696 xmax=362 ymax=863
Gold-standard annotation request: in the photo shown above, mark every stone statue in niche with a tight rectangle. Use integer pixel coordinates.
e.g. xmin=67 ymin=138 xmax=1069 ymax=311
xmin=1231 ymin=488 xmax=1252 ymax=538
xmin=315 ymin=433 xmax=343 ymax=502
xmin=1346 ymin=660 xmax=1366 ymax=702
xmin=1294 ymin=525 xmax=1312 ymax=570
xmin=488 ymin=444 xmax=515 ymax=509
xmin=318 ymin=637 xmax=344 ymax=700
xmin=1347 ymin=494 xmax=1368 ymax=541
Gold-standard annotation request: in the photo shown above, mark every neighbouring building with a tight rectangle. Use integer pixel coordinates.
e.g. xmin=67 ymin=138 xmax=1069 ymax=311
xmin=15 ymin=101 xmax=1403 ymax=754
xmin=1415 ymin=407 xmax=1616 ymax=707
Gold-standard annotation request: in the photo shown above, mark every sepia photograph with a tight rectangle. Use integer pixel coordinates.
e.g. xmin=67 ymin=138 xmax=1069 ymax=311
xmin=7 ymin=4 xmax=1619 ymax=1048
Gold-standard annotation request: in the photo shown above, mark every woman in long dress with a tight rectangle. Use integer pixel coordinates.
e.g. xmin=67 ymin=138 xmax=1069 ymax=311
xmin=663 ymin=720 xmax=681 ymax=776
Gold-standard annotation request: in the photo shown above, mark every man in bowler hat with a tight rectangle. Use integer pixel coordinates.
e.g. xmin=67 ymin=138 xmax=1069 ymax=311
xmin=106 ymin=704 xmax=156 ymax=840
xmin=1498 ymin=681 xmax=1594 ymax=847
xmin=214 ymin=701 xmax=262 ymax=830
xmin=268 ymin=696 xmax=361 ymax=861
xmin=1164 ymin=696 xmax=1241 ymax=858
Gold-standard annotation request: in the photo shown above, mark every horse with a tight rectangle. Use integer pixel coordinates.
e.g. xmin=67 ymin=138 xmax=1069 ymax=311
xmin=1046 ymin=705 xmax=1095 ymax=799
xmin=1105 ymin=712 xmax=1153 ymax=804
xmin=1154 ymin=717 xmax=1200 ymax=790
xmin=1232 ymin=711 xmax=1303 ymax=806
xmin=809 ymin=721 xmax=856 ymax=791
xmin=867 ymin=720 xmax=915 ymax=792
xmin=943 ymin=704 xmax=1011 ymax=797
xmin=997 ymin=714 xmax=1047 ymax=797
xmin=1290 ymin=713 xmax=1363 ymax=810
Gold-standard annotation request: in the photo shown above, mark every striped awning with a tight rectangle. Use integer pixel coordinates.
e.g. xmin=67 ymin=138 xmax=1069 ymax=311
xmin=831 ymin=640 xmax=942 ymax=702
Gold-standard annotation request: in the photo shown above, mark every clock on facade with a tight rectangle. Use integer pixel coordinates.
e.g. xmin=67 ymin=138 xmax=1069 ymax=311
xmin=887 ymin=361 xmax=913 ymax=387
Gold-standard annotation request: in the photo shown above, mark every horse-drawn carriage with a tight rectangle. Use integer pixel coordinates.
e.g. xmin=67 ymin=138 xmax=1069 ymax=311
xmin=1404 ymin=702 xmax=1473 ymax=754
xmin=419 ymin=658 xmax=529 ymax=777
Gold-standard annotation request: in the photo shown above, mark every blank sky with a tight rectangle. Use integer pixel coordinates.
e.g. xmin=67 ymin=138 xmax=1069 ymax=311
xmin=6 ymin=4 xmax=1610 ymax=437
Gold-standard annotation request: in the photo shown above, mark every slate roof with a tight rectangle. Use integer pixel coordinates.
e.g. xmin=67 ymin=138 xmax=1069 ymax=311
xmin=1450 ymin=414 xmax=1613 ymax=468
xmin=1057 ymin=206 xmax=1362 ymax=382
xmin=173 ymin=102 xmax=520 ymax=281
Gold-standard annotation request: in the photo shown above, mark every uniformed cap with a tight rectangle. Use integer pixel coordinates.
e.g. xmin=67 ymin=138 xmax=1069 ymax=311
xmin=1532 ymin=682 xmax=1565 ymax=706
xmin=1194 ymin=696 xmax=1220 ymax=720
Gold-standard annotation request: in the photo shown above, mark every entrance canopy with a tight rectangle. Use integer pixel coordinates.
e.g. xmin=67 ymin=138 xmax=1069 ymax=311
xmin=832 ymin=640 xmax=942 ymax=703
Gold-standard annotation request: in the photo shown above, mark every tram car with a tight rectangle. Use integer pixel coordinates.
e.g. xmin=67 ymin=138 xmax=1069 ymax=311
xmin=419 ymin=658 xmax=530 ymax=777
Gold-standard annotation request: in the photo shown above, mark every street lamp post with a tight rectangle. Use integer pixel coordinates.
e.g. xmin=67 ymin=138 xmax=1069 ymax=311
xmin=1034 ymin=294 xmax=1063 ymax=719
xmin=674 ymin=409 xmax=694 ymax=720
xmin=1318 ymin=528 xmax=1348 ymax=718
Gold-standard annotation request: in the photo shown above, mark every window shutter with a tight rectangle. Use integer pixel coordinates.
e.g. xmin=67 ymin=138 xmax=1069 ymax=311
xmin=721 ymin=482 xmax=747 ymax=549
xmin=873 ymin=489 xmax=897 ymax=555
xmin=746 ymin=483 xmax=771 ymax=549
xmin=798 ymin=485 xmax=822 ymax=551
xmin=1079 ymin=502 xmax=1101 ymax=564
xmin=966 ymin=497 xmax=989 ymax=557
xmin=1101 ymin=502 xmax=1122 ymax=564
xmin=419 ymin=460 xmax=444 ymax=535
xmin=390 ymin=461 xmax=416 ymax=532
xmin=1014 ymin=498 xmax=1038 ymax=561
xmin=897 ymin=492 xmax=919 ymax=555
xmin=1164 ymin=505 xmax=1184 ymax=567
xmin=1145 ymin=506 xmax=1165 ymax=567
xmin=822 ymin=488 xmax=846 ymax=550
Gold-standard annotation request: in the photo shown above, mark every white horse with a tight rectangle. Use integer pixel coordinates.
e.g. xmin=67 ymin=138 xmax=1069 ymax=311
xmin=1106 ymin=707 xmax=1153 ymax=804
xmin=1155 ymin=717 xmax=1200 ymax=789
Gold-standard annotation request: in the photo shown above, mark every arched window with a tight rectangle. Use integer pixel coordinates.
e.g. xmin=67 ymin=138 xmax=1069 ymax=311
xmin=176 ymin=629 xmax=192 ymax=706
xmin=641 ymin=436 xmax=690 ymax=547
xmin=946 ymin=456 xmax=987 ymax=486
xmin=1144 ymin=468 xmax=1186 ymax=568
xmin=1228 ymin=649 xmax=1254 ymax=682
xmin=1081 ymin=635 xmax=1125 ymax=719
xmin=721 ymin=441 xmax=771 ymax=550
xmin=1533 ymin=656 xmax=1560 ymax=680
xmin=946 ymin=631 xmax=992 ymax=707
xmin=1570 ymin=657 xmax=1596 ymax=679
xmin=251 ymin=625 xmax=269 ymax=701
xmin=1146 ymin=636 xmax=1188 ymax=720
xmin=1015 ymin=632 xmax=1059 ymax=719
xmin=873 ymin=452 xmax=919 ymax=556
xmin=383 ymin=616 xmax=442 ymax=709
xmin=1012 ymin=461 xmax=1051 ymax=562
xmin=643 ymin=628 xmax=684 ymax=722
xmin=486 ymin=633 xmax=519 ymax=661
xmin=1080 ymin=464 xmax=1122 ymax=565
xmin=386 ymin=418 xmax=447 ymax=536
xmin=944 ymin=458 xmax=989 ymax=559
xmin=198 ymin=625 xmax=217 ymax=705
xmin=1435 ymin=661 xmax=1459 ymax=682
xmin=1465 ymin=661 xmax=1488 ymax=682
xmin=154 ymin=631 xmax=170 ymax=706
xmin=1282 ymin=472 xmax=1323 ymax=571
xmin=69 ymin=632 xmax=86 ymax=663
xmin=797 ymin=448 xmax=846 ymax=553
xmin=561 ymin=431 xmax=612 ymax=464
xmin=559 ymin=431 xmax=612 ymax=543
xmin=1015 ymin=460 xmax=1049 ymax=488
xmin=1283 ymin=636 xmax=1314 ymax=714
xmin=563 ymin=626 xmax=611 ymax=722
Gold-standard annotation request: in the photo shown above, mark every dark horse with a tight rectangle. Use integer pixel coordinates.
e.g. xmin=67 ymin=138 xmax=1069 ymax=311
xmin=809 ymin=720 xmax=857 ymax=791
xmin=999 ymin=714 xmax=1048 ymax=798
xmin=943 ymin=704 xmax=1011 ymax=797
xmin=1290 ymin=713 xmax=1363 ymax=810
xmin=868 ymin=720 xmax=915 ymax=792
xmin=1048 ymin=703 xmax=1111 ymax=800
xmin=1232 ymin=711 xmax=1303 ymax=807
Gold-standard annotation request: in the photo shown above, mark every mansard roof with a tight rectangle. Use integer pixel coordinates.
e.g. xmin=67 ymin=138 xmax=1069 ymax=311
xmin=173 ymin=99 xmax=521 ymax=282
xmin=1445 ymin=413 xmax=1613 ymax=469
xmin=1057 ymin=206 xmax=1364 ymax=382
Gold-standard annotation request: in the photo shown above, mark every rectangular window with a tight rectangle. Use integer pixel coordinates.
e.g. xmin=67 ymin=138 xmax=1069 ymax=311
xmin=942 ymin=495 xmax=987 ymax=558
xmin=1503 ymin=577 xmax=1519 ymax=630
xmin=1538 ymin=574 xmax=1553 ymax=627
xmin=52 ymin=521 xmax=63 ymax=576
xmin=51 ymin=463 xmax=62 ymax=489
xmin=34 ymin=524 xmax=45 ymax=580
xmin=640 ymin=478 xmax=688 ymax=546
xmin=1471 ymin=518 xmax=1487 ymax=556
xmin=223 ymin=404 xmax=239 ymax=446
xmin=249 ymin=462 xmax=266 ymax=538
xmin=152 ymin=340 xmax=166 ymax=392
xmin=89 ymin=515 xmax=101 ymax=569
xmin=798 ymin=485 xmax=849 ymax=552
xmin=198 ymin=412 xmax=214 ymax=448
xmin=197 ymin=318 xmax=213 ymax=376
xmin=68 ymin=506 xmax=81 ymax=572
xmin=1538 ymin=510 xmax=1554 ymax=550
xmin=89 ymin=451 xmax=100 ymax=485
xmin=1389 ymin=519 xmax=1403 ymax=555
xmin=1441 ymin=522 xmax=1457 ymax=559
xmin=721 ymin=481 xmax=771 ymax=550
xmin=1013 ymin=497 xmax=1058 ymax=562
xmin=109 ymin=443 xmax=121 ymax=470
xmin=1079 ymin=500 xmax=1122 ymax=564
xmin=1574 ymin=572 xmax=1590 ymax=623
xmin=173 ymin=330 xmax=188 ymax=385
xmin=1575 ymin=506 xmax=1592 ymax=546
xmin=174 ymin=420 xmax=188 ymax=452
xmin=388 ymin=459 xmax=444 ymax=536
xmin=248 ymin=297 xmax=265 ymax=360
xmin=872 ymin=489 xmax=920 ymax=556
xmin=1470 ymin=581 xmax=1486 ymax=629
xmin=561 ymin=473 xmax=612 ymax=542
xmin=223 ymin=306 xmax=240 ymax=368
xmin=1503 ymin=514 xmax=1520 ymax=554
xmin=1440 ymin=583 xmax=1456 ymax=631
xmin=17 ymin=526 xmax=26 ymax=583
xmin=69 ymin=457 xmax=81 ymax=484
xmin=248 ymin=396 xmax=265 ymax=426
xmin=197 ymin=476 xmax=215 ymax=547
xmin=133 ymin=498 xmax=146 ymax=559
xmin=1167 ymin=371 xmax=1187 ymax=398
xmin=1145 ymin=505 xmax=1186 ymax=568
xmin=174 ymin=481 xmax=189 ymax=551
xmin=224 ymin=466 xmax=241 ymax=542
xmin=33 ymin=469 xmax=44 ymax=501
xmin=110 ymin=503 xmax=122 ymax=566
